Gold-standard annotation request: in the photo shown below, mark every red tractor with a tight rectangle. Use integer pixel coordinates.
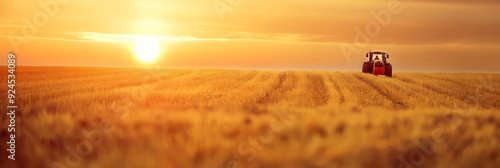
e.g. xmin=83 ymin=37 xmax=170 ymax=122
xmin=362 ymin=51 xmax=392 ymax=77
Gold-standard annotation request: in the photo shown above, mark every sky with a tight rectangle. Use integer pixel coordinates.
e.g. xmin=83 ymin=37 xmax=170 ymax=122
xmin=0 ymin=0 xmax=499 ymax=71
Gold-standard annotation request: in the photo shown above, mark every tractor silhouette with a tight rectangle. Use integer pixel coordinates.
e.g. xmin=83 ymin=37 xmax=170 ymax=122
xmin=362 ymin=51 xmax=392 ymax=77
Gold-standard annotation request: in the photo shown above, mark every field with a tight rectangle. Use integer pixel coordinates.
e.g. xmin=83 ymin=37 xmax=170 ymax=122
xmin=1 ymin=67 xmax=499 ymax=168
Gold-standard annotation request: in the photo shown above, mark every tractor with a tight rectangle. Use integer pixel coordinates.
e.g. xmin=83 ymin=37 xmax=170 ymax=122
xmin=362 ymin=51 xmax=392 ymax=77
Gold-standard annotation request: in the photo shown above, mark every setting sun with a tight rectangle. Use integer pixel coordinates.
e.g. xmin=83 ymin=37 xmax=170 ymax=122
xmin=134 ymin=36 xmax=161 ymax=63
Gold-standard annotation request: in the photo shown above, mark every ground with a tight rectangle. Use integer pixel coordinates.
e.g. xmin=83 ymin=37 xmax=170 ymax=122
xmin=0 ymin=67 xmax=499 ymax=168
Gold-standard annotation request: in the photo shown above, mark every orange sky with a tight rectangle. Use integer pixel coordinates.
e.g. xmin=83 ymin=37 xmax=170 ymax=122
xmin=0 ymin=0 xmax=499 ymax=71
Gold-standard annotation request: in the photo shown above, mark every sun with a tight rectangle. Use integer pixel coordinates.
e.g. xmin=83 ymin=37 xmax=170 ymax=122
xmin=134 ymin=36 xmax=161 ymax=63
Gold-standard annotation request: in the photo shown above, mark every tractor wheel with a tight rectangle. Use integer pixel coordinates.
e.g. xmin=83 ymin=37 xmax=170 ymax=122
xmin=362 ymin=62 xmax=371 ymax=73
xmin=385 ymin=63 xmax=393 ymax=77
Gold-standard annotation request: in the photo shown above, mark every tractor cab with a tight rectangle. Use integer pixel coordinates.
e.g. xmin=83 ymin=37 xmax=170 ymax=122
xmin=362 ymin=51 xmax=393 ymax=77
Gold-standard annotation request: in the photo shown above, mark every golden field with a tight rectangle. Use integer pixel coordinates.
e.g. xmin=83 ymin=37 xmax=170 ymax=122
xmin=0 ymin=67 xmax=499 ymax=168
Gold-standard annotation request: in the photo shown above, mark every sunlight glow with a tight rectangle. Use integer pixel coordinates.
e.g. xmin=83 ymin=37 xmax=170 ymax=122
xmin=134 ymin=36 xmax=161 ymax=63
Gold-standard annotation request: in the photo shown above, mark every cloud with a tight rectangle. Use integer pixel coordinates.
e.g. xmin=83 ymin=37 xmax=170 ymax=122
xmin=41 ymin=30 xmax=330 ymax=44
xmin=1 ymin=0 xmax=498 ymax=46
xmin=212 ymin=0 xmax=500 ymax=45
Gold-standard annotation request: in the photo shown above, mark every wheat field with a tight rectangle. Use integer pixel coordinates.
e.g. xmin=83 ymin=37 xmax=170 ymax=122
xmin=0 ymin=66 xmax=499 ymax=168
